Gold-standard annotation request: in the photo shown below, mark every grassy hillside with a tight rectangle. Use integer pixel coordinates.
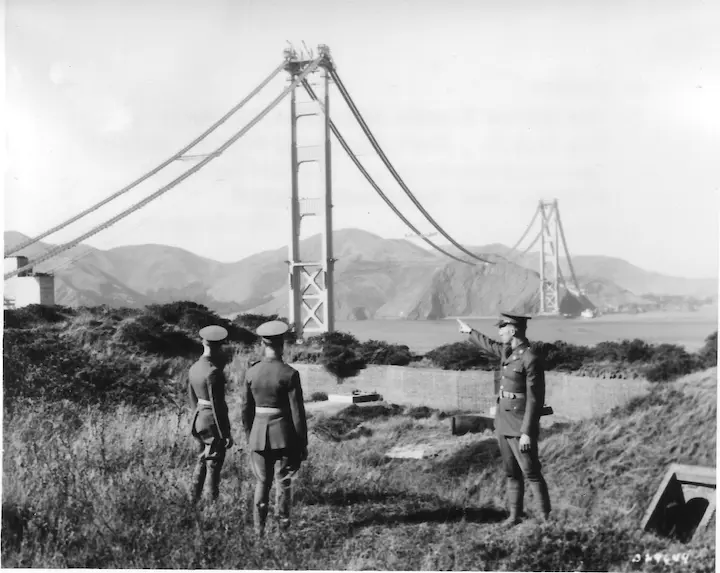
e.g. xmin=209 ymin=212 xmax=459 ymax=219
xmin=2 ymin=369 xmax=716 ymax=570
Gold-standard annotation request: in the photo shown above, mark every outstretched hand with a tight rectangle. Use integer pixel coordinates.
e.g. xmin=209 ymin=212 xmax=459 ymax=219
xmin=456 ymin=319 xmax=472 ymax=334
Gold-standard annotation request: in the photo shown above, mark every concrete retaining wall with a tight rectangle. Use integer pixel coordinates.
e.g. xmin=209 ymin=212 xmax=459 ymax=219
xmin=290 ymin=363 xmax=651 ymax=421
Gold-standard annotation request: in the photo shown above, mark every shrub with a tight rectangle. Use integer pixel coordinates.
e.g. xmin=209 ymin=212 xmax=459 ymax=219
xmin=3 ymin=305 xmax=74 ymax=329
xmin=233 ymin=313 xmax=286 ymax=333
xmin=309 ymin=391 xmax=328 ymax=402
xmin=147 ymin=301 xmax=257 ymax=345
xmin=321 ymin=343 xmax=366 ymax=382
xmin=698 ymin=331 xmax=718 ymax=368
xmin=299 ymin=330 xmax=368 ymax=382
xmin=532 ymin=340 xmax=592 ymax=372
xmin=643 ymin=344 xmax=698 ymax=382
xmin=113 ymin=315 xmax=197 ymax=357
xmin=2 ymin=328 xmax=181 ymax=411
xmin=358 ymin=339 xmax=413 ymax=366
xmin=425 ymin=342 xmax=495 ymax=371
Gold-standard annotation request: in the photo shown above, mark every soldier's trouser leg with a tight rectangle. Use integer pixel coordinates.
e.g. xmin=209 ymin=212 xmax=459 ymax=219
xmin=498 ymin=434 xmax=524 ymax=524
xmin=506 ymin=436 xmax=551 ymax=519
xmin=274 ymin=452 xmax=301 ymax=530
xmin=250 ymin=451 xmax=274 ymax=536
xmin=191 ymin=454 xmax=207 ymax=503
xmin=203 ymin=444 xmax=226 ymax=501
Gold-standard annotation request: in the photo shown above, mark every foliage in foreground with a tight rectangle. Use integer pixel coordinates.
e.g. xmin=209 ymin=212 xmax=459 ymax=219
xmin=3 ymin=305 xmax=717 ymax=415
xmin=2 ymin=369 xmax=716 ymax=570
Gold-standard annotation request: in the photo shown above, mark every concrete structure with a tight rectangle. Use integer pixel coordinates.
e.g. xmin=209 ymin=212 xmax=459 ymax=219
xmin=3 ymin=256 xmax=55 ymax=309
xmin=641 ymin=464 xmax=715 ymax=541
xmin=291 ymin=363 xmax=651 ymax=421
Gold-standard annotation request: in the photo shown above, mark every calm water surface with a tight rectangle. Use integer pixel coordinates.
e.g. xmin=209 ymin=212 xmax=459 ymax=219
xmin=336 ymin=307 xmax=718 ymax=353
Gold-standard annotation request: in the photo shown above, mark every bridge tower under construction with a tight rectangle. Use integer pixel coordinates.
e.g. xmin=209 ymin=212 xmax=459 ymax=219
xmin=538 ymin=199 xmax=561 ymax=315
xmin=285 ymin=45 xmax=335 ymax=339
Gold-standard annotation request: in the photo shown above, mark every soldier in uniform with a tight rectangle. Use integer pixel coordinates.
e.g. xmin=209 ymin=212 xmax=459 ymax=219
xmin=188 ymin=325 xmax=234 ymax=502
xmin=242 ymin=320 xmax=308 ymax=537
xmin=458 ymin=313 xmax=551 ymax=526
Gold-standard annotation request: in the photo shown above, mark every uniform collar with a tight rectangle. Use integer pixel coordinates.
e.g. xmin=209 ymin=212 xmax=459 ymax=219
xmin=262 ymin=356 xmax=284 ymax=363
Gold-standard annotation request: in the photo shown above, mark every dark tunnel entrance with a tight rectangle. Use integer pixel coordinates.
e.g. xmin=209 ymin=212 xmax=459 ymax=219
xmin=659 ymin=497 xmax=710 ymax=543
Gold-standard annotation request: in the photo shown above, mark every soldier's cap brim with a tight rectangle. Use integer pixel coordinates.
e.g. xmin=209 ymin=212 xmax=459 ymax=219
xmin=199 ymin=325 xmax=229 ymax=342
xmin=256 ymin=320 xmax=289 ymax=338
xmin=495 ymin=312 xmax=532 ymax=327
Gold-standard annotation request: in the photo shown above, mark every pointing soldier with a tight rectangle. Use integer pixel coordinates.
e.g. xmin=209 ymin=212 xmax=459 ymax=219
xmin=458 ymin=313 xmax=551 ymax=526
xmin=242 ymin=320 xmax=308 ymax=537
xmin=188 ymin=325 xmax=234 ymax=502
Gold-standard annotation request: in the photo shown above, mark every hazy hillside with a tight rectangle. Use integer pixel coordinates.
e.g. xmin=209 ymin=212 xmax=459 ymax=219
xmin=441 ymin=242 xmax=717 ymax=300
xmin=570 ymin=255 xmax=717 ymax=298
xmin=4 ymin=229 xmax=714 ymax=318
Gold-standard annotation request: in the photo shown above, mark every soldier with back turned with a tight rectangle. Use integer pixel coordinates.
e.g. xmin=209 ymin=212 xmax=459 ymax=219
xmin=458 ymin=313 xmax=552 ymax=527
xmin=187 ymin=325 xmax=234 ymax=503
xmin=242 ymin=320 xmax=308 ymax=537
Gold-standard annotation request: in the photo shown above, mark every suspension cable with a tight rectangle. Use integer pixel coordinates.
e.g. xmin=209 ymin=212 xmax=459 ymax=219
xmin=5 ymin=58 xmax=322 ymax=280
xmin=517 ymin=230 xmax=542 ymax=258
xmin=507 ymin=207 xmax=539 ymax=254
xmin=329 ymin=69 xmax=492 ymax=265
xmin=5 ymin=61 xmax=288 ymax=258
xmin=301 ymin=79 xmax=473 ymax=265
xmin=43 ymin=247 xmax=94 ymax=275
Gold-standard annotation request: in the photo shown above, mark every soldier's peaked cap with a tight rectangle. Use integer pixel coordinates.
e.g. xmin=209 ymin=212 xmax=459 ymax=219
xmin=256 ymin=320 xmax=289 ymax=339
xmin=199 ymin=325 xmax=228 ymax=342
xmin=496 ymin=312 xmax=532 ymax=327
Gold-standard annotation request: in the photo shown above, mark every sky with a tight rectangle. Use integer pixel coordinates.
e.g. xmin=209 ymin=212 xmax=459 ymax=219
xmin=3 ymin=0 xmax=719 ymax=278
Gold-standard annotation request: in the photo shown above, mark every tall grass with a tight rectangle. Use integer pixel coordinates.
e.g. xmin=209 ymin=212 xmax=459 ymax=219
xmin=2 ymin=370 xmax=716 ymax=570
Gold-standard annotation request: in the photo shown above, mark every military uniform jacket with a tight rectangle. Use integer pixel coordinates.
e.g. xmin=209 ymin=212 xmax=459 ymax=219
xmin=468 ymin=330 xmax=545 ymax=439
xmin=188 ymin=356 xmax=231 ymax=440
xmin=242 ymin=358 xmax=308 ymax=452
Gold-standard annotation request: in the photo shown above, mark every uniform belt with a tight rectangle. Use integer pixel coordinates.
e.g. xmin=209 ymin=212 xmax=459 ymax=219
xmin=500 ymin=390 xmax=525 ymax=399
xmin=197 ymin=398 xmax=212 ymax=406
xmin=255 ymin=406 xmax=283 ymax=414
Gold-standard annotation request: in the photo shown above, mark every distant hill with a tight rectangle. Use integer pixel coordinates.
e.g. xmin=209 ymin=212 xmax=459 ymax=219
xmin=440 ymin=242 xmax=718 ymax=300
xmin=4 ymin=229 xmax=716 ymax=318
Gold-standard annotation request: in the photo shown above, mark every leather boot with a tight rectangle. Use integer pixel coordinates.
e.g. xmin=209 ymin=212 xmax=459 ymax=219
xmin=204 ymin=460 xmax=222 ymax=501
xmin=254 ymin=503 xmax=269 ymax=537
xmin=529 ymin=477 xmax=551 ymax=521
xmin=191 ymin=458 xmax=207 ymax=503
xmin=501 ymin=478 xmax=524 ymax=528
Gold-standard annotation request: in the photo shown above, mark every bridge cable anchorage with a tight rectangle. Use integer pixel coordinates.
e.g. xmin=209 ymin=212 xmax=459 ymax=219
xmin=4 ymin=58 xmax=323 ymax=280
xmin=4 ymin=61 xmax=288 ymax=258
xmin=301 ymin=79 xmax=473 ymax=266
xmin=329 ymin=69 xmax=492 ymax=265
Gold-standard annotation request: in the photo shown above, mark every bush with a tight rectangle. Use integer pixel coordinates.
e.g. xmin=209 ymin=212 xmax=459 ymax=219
xmin=698 ymin=331 xmax=718 ymax=368
xmin=233 ymin=313 xmax=286 ymax=333
xmin=300 ymin=330 xmax=368 ymax=382
xmin=426 ymin=342 xmax=496 ymax=371
xmin=147 ymin=301 xmax=257 ymax=345
xmin=113 ymin=315 xmax=198 ymax=357
xmin=3 ymin=305 xmax=75 ymax=329
xmin=3 ymin=328 xmax=181 ymax=411
xmin=321 ymin=343 xmax=366 ymax=382
xmin=643 ymin=344 xmax=698 ymax=382
xmin=309 ymin=391 xmax=328 ymax=402
xmin=532 ymin=340 xmax=592 ymax=372
xmin=358 ymin=339 xmax=413 ymax=366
